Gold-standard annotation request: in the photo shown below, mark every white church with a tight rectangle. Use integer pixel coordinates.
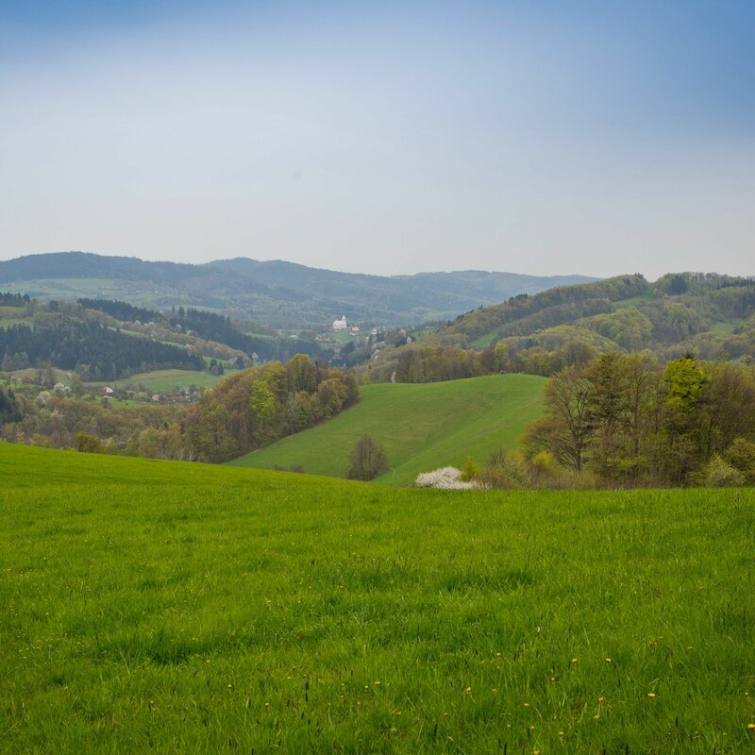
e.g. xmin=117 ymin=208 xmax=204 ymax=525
xmin=332 ymin=316 xmax=348 ymax=332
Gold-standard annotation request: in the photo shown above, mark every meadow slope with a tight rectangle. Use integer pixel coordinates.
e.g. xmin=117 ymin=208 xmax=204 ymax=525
xmin=1 ymin=444 xmax=754 ymax=753
xmin=229 ymin=374 xmax=546 ymax=485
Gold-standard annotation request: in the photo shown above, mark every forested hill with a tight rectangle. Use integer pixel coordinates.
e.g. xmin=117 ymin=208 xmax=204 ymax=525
xmin=442 ymin=274 xmax=652 ymax=342
xmin=0 ymin=297 xmax=333 ymax=380
xmin=0 ymin=252 xmax=596 ymax=328
xmin=0 ymin=312 xmax=203 ymax=380
xmin=367 ymin=272 xmax=755 ymax=381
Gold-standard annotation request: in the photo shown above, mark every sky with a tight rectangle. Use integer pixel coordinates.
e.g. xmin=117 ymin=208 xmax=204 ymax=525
xmin=0 ymin=0 xmax=753 ymax=281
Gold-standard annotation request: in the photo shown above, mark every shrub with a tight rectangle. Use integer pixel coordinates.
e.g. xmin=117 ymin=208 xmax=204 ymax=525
xmin=525 ymin=450 xmax=559 ymax=487
xmin=459 ymin=456 xmax=480 ymax=482
xmin=346 ymin=435 xmax=388 ymax=481
xmin=724 ymin=438 xmax=755 ymax=483
xmin=74 ymin=431 xmax=104 ymax=454
xmin=414 ymin=467 xmax=479 ymax=489
xmin=529 ymin=450 xmax=558 ymax=478
xmin=704 ymin=455 xmax=745 ymax=487
xmin=477 ymin=448 xmax=531 ymax=489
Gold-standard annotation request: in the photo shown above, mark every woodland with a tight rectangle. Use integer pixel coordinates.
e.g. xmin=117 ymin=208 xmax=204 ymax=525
xmin=520 ymin=352 xmax=755 ymax=488
xmin=0 ymin=356 xmax=358 ymax=464
xmin=1 ymin=271 xmax=755 ymax=488
xmin=363 ymin=273 xmax=755 ymax=382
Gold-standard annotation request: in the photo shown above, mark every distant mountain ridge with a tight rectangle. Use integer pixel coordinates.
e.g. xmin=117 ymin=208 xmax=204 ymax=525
xmin=0 ymin=252 xmax=597 ymax=328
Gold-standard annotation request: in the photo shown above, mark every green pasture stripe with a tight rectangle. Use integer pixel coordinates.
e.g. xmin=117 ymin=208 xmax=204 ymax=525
xmin=230 ymin=374 xmax=545 ymax=485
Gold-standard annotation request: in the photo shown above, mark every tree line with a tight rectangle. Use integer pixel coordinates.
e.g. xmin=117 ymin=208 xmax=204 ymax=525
xmin=181 ymin=355 xmax=358 ymax=462
xmin=0 ymin=293 xmax=31 ymax=307
xmin=0 ymin=316 xmax=203 ymax=378
xmin=79 ymin=298 xmax=334 ymax=363
xmin=0 ymin=355 xmax=358 ymax=465
xmin=0 ymin=384 xmax=183 ymax=454
xmin=77 ymin=298 xmax=160 ymax=323
xmin=522 ymin=352 xmax=755 ymax=486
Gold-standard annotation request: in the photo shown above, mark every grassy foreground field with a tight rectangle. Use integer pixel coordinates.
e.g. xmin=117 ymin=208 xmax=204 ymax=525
xmin=230 ymin=374 xmax=546 ymax=485
xmin=1 ymin=444 xmax=754 ymax=753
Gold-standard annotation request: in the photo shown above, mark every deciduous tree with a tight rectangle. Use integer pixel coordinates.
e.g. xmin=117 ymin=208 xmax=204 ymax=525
xmin=346 ymin=435 xmax=388 ymax=481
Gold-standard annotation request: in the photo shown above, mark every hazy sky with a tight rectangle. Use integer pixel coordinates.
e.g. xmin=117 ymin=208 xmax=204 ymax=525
xmin=1 ymin=1 xmax=753 ymax=280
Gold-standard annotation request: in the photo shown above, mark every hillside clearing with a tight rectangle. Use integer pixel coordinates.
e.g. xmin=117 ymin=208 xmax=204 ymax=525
xmin=90 ymin=368 xmax=233 ymax=391
xmin=229 ymin=374 xmax=546 ymax=485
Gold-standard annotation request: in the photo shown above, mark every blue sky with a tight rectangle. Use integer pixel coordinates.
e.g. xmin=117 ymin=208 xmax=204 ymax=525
xmin=0 ymin=0 xmax=753 ymax=279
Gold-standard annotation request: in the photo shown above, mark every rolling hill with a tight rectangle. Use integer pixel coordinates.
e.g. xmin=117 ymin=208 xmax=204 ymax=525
xmin=445 ymin=272 xmax=755 ymax=359
xmin=229 ymin=373 xmax=546 ymax=484
xmin=0 ymin=251 xmax=596 ymax=328
xmin=0 ymin=294 xmax=331 ymax=380
xmin=367 ymin=272 xmax=755 ymax=381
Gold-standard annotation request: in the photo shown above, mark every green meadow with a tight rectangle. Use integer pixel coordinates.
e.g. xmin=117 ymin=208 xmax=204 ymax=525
xmin=0 ymin=316 xmax=35 ymax=330
xmin=91 ymin=369 xmax=231 ymax=392
xmin=230 ymin=374 xmax=546 ymax=485
xmin=1 ymin=443 xmax=754 ymax=753
xmin=2 ymin=368 xmax=227 ymax=393
xmin=0 ymin=278 xmax=174 ymax=306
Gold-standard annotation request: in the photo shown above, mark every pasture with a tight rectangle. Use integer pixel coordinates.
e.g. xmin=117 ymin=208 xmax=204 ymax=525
xmin=90 ymin=368 xmax=231 ymax=392
xmin=1 ymin=368 xmax=226 ymax=394
xmin=230 ymin=374 xmax=546 ymax=485
xmin=0 ymin=316 xmax=35 ymax=330
xmin=1 ymin=443 xmax=753 ymax=753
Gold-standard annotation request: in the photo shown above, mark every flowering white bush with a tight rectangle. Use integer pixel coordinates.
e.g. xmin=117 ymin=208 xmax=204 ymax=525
xmin=414 ymin=466 xmax=481 ymax=490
